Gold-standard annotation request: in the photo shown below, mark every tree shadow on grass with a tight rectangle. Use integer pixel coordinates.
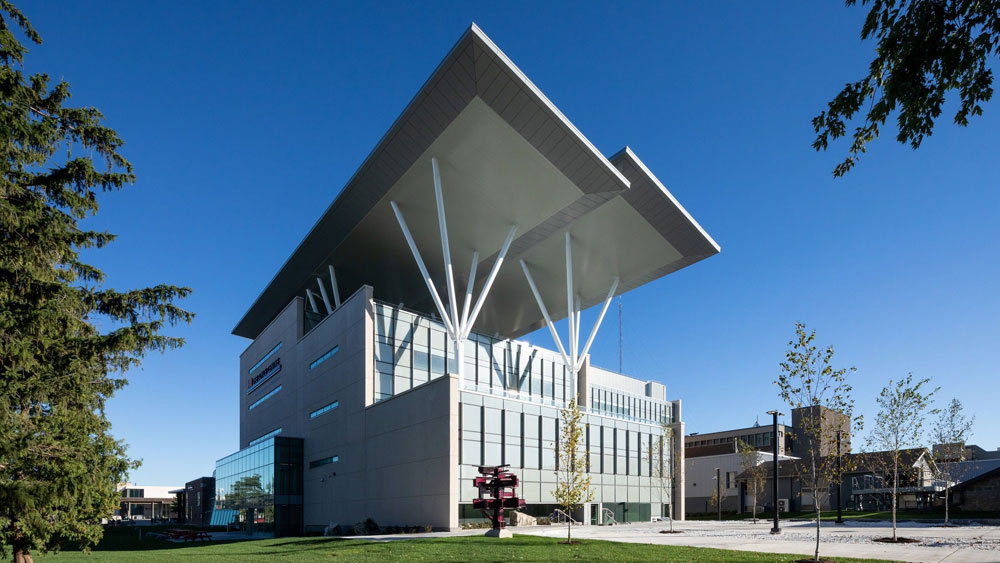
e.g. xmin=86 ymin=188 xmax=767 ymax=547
xmin=73 ymin=528 xmax=243 ymax=552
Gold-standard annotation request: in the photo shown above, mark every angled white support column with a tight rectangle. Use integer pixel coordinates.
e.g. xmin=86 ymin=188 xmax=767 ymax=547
xmin=305 ymin=289 xmax=319 ymax=313
xmin=390 ymin=201 xmax=455 ymax=336
xmin=578 ymin=278 xmax=619 ymax=365
xmin=316 ymin=278 xmax=333 ymax=314
xmin=521 ymin=232 xmax=621 ymax=397
xmin=390 ymin=158 xmax=519 ymax=386
xmin=461 ymin=225 xmax=517 ymax=340
xmin=519 ymin=259 xmax=571 ymax=369
xmin=431 ymin=158 xmax=460 ymax=333
xmin=328 ymin=265 xmax=341 ymax=309
xmin=460 ymin=251 xmax=478 ymax=332
xmin=566 ymin=233 xmax=576 ymax=374
xmin=574 ymin=296 xmax=582 ymax=365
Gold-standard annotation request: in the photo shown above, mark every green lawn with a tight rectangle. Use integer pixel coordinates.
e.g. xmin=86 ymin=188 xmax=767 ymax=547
xmin=24 ymin=528 xmax=901 ymax=562
xmin=688 ymin=509 xmax=1000 ymax=522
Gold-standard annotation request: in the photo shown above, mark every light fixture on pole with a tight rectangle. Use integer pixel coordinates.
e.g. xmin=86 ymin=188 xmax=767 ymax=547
xmin=836 ymin=429 xmax=844 ymax=524
xmin=766 ymin=410 xmax=784 ymax=535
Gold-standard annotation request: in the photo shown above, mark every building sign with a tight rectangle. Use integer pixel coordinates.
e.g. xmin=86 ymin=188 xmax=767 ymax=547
xmin=247 ymin=358 xmax=281 ymax=393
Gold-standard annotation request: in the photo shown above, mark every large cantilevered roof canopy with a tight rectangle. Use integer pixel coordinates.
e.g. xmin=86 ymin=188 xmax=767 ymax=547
xmin=233 ymin=24 xmax=719 ymax=341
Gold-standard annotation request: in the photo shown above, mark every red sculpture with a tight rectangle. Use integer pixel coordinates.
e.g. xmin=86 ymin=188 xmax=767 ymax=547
xmin=472 ymin=464 xmax=525 ymax=534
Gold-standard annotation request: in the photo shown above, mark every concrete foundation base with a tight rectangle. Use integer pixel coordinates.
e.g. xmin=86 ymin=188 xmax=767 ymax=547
xmin=484 ymin=528 xmax=513 ymax=538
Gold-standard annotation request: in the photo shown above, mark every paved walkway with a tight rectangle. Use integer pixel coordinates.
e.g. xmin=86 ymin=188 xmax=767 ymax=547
xmin=512 ymin=520 xmax=1000 ymax=563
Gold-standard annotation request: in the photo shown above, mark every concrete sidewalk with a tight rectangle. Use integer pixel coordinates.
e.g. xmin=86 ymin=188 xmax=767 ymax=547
xmin=512 ymin=520 xmax=1000 ymax=563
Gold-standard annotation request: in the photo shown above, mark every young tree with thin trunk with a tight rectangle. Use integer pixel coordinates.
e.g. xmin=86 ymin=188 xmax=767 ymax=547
xmin=737 ymin=439 xmax=767 ymax=524
xmin=552 ymin=398 xmax=592 ymax=544
xmin=775 ymin=323 xmax=861 ymax=563
xmin=930 ymin=398 xmax=975 ymax=526
xmin=708 ymin=481 xmax=728 ymax=517
xmin=0 ymin=5 xmax=193 ymax=562
xmin=644 ymin=417 xmax=677 ymax=531
xmin=866 ymin=374 xmax=938 ymax=541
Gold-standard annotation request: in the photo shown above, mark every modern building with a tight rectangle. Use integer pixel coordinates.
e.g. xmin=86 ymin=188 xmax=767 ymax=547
xmin=116 ymin=484 xmax=180 ymax=521
xmin=216 ymin=24 xmax=719 ymax=535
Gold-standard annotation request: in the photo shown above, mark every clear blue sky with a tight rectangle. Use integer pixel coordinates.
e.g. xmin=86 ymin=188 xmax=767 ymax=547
xmin=19 ymin=1 xmax=999 ymax=485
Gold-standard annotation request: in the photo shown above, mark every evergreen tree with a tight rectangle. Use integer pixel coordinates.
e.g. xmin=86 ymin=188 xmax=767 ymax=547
xmin=0 ymin=4 xmax=193 ymax=562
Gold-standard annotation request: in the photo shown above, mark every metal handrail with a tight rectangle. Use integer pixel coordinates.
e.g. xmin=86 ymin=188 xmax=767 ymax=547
xmin=549 ymin=509 xmax=579 ymax=524
xmin=600 ymin=507 xmax=617 ymax=526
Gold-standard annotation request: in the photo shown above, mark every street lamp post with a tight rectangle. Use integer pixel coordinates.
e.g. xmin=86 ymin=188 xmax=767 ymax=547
xmin=715 ymin=467 xmax=721 ymax=521
xmin=767 ymin=410 xmax=783 ymax=535
xmin=836 ymin=429 xmax=844 ymax=524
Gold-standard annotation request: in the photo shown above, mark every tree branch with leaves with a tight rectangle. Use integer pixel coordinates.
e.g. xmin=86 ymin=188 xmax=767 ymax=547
xmin=813 ymin=0 xmax=1000 ymax=177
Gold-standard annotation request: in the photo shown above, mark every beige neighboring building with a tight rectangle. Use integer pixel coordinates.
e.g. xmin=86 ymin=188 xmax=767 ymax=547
xmin=686 ymin=422 xmax=793 ymax=459
xmin=685 ymin=406 xmax=850 ymax=461
xmin=216 ymin=24 xmax=719 ymax=537
xmin=116 ymin=484 xmax=180 ymax=521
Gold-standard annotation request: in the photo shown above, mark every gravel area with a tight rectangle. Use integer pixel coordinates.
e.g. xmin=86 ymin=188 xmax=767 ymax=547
xmin=645 ymin=523 xmax=1000 ymax=552
xmin=514 ymin=520 xmax=1000 ymax=562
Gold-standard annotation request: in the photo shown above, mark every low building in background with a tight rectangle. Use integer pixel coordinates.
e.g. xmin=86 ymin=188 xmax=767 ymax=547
xmin=685 ymin=447 xmax=797 ymax=515
xmin=685 ymin=406 xmax=849 ymax=515
xmin=948 ymin=465 xmax=1000 ymax=511
xmin=934 ymin=443 xmax=1000 ymax=462
xmin=844 ymin=449 xmax=939 ymax=511
xmin=183 ymin=477 xmax=216 ymax=527
xmin=686 ymin=422 xmax=793 ymax=458
xmin=685 ymin=406 xmax=849 ymax=461
xmin=741 ymin=447 xmax=939 ymax=513
xmin=116 ymin=484 xmax=181 ymax=521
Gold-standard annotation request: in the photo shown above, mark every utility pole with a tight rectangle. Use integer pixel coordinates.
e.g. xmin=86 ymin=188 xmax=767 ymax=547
xmin=767 ymin=410 xmax=783 ymax=534
xmin=715 ymin=467 xmax=721 ymax=521
xmin=836 ymin=429 xmax=844 ymax=524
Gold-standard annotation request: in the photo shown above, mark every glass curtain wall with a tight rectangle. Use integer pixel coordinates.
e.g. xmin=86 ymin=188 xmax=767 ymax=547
xmin=214 ymin=437 xmax=303 ymax=537
xmin=458 ymin=392 xmax=672 ymax=525
xmin=374 ymin=301 xmax=567 ymax=404
xmin=589 ymin=385 xmax=672 ymax=425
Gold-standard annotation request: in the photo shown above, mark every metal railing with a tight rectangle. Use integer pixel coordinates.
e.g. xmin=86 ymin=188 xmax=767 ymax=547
xmin=549 ymin=509 xmax=579 ymax=524
xmin=600 ymin=507 xmax=617 ymax=526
